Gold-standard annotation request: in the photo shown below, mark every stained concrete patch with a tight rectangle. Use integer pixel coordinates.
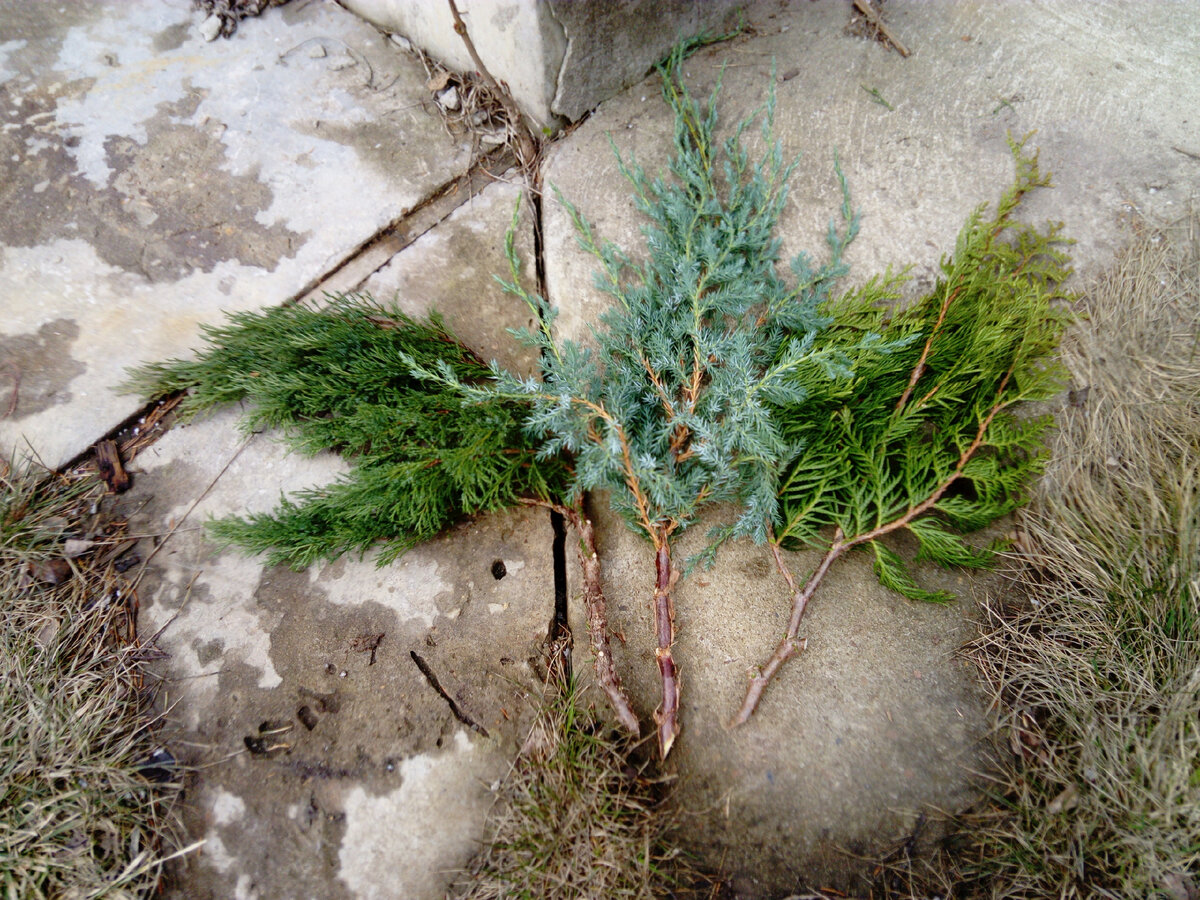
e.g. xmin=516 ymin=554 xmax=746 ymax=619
xmin=0 ymin=0 xmax=471 ymax=468
xmin=338 ymin=732 xmax=489 ymax=900
xmin=544 ymin=0 xmax=1199 ymax=347
xmin=2 ymin=80 xmax=302 ymax=282
xmin=577 ymin=504 xmax=991 ymax=895
xmin=313 ymin=554 xmax=450 ymax=631
xmin=0 ymin=319 xmax=84 ymax=420
xmin=123 ymin=403 xmax=580 ymax=898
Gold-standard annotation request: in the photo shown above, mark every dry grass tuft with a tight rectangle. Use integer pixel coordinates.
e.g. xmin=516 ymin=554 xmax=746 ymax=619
xmin=0 ymin=460 xmax=184 ymax=898
xmin=948 ymin=212 xmax=1200 ymax=899
xmin=452 ymin=683 xmax=687 ymax=900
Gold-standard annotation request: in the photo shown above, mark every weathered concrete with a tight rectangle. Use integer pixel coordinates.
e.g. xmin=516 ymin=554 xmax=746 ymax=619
xmin=0 ymin=0 xmax=471 ymax=468
xmin=128 ymin=405 xmax=574 ymax=900
xmin=543 ymin=0 xmax=1200 ymax=893
xmin=577 ymin=502 xmax=993 ymax=895
xmin=361 ymin=178 xmax=540 ymax=377
xmin=340 ymin=0 xmax=742 ymax=126
xmin=546 ymin=0 xmax=742 ymax=123
xmin=338 ymin=0 xmax=567 ymax=128
xmin=545 ymin=0 xmax=1198 ymax=348
xmin=118 ymin=174 xmax=553 ymax=900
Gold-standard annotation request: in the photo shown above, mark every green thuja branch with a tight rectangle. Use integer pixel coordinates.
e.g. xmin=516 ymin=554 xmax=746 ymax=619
xmin=125 ymin=295 xmax=568 ymax=567
xmin=733 ymin=136 xmax=1071 ymax=724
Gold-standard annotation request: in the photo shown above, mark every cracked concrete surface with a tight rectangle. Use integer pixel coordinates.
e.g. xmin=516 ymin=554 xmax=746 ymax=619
xmin=129 ymin=411 xmax=573 ymax=900
xmin=1 ymin=0 xmax=471 ymax=467
xmin=4 ymin=1 xmax=1198 ymax=898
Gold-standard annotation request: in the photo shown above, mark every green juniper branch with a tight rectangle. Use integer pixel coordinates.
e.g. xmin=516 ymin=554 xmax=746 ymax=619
xmin=125 ymin=295 xmax=569 ymax=568
xmin=125 ymin=295 xmax=642 ymax=730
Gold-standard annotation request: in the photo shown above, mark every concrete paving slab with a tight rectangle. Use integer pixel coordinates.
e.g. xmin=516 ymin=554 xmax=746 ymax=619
xmin=361 ymin=177 xmax=540 ymax=377
xmin=579 ymin=502 xmax=992 ymax=895
xmin=0 ymin=0 xmax=471 ymax=468
xmin=124 ymin=406 xmax=575 ymax=900
xmin=545 ymin=0 xmax=1199 ymax=346
xmin=543 ymin=0 xmax=1199 ymax=892
xmin=113 ymin=171 xmax=558 ymax=900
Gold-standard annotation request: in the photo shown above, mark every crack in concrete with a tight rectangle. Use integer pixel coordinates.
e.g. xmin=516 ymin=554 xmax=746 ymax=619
xmin=62 ymin=156 xmax=517 ymax=473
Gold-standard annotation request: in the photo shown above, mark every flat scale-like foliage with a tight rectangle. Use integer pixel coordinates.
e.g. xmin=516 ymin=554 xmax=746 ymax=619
xmin=771 ymin=140 xmax=1070 ymax=599
xmin=732 ymin=137 xmax=1070 ymax=724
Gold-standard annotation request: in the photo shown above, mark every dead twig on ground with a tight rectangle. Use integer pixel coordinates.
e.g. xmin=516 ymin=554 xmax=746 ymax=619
xmin=410 ymin=649 xmax=490 ymax=736
xmin=446 ymin=0 xmax=539 ymax=173
xmin=851 ymin=0 xmax=910 ymax=58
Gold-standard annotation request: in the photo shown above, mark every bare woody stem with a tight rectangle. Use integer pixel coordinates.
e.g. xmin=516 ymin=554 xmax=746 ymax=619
xmin=893 ymin=285 xmax=958 ymax=414
xmin=731 ymin=534 xmax=843 ymax=726
xmin=733 ymin=372 xmax=1017 ymax=725
xmin=446 ymin=0 xmax=538 ymax=167
xmin=651 ymin=530 xmax=681 ymax=758
xmin=568 ymin=507 xmax=642 ymax=737
xmin=520 ymin=498 xmax=641 ymax=736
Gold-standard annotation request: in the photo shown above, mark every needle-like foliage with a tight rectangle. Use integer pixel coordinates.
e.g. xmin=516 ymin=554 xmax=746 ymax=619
xmin=417 ymin=46 xmax=865 ymax=756
xmin=484 ymin=54 xmax=858 ymax=547
xmin=125 ymin=295 xmax=568 ymax=567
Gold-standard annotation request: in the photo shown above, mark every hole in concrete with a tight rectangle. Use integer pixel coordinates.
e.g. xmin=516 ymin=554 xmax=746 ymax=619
xmin=491 ymin=559 xmax=507 ymax=580
xmin=297 ymin=705 xmax=319 ymax=731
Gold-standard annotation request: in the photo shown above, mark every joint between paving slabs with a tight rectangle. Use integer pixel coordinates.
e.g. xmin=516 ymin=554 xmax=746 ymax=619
xmin=65 ymin=156 xmax=518 ymax=479
xmin=290 ymin=152 xmax=521 ymax=307
xmin=526 ymin=165 xmax=576 ymax=684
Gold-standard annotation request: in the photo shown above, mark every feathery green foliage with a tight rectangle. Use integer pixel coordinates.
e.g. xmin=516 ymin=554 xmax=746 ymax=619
xmin=126 ymin=295 xmax=568 ymax=567
xmin=769 ymin=138 xmax=1072 ymax=600
xmin=472 ymin=45 xmax=860 ymax=547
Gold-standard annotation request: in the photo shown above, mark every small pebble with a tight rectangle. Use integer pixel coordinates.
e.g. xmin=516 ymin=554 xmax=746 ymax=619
xmin=436 ymin=86 xmax=460 ymax=111
xmin=199 ymin=13 xmax=221 ymax=42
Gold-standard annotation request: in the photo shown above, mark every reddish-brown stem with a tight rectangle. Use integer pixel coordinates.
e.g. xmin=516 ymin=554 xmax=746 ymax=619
xmin=894 ymin=285 xmax=959 ymax=414
xmin=651 ymin=532 xmax=680 ymax=757
xmin=639 ymin=351 xmax=676 ymax=418
xmin=735 ymin=371 xmax=1017 ymax=724
xmin=732 ymin=532 xmax=843 ymax=726
xmin=570 ymin=508 xmax=642 ymax=736
xmin=520 ymin=499 xmax=641 ymax=736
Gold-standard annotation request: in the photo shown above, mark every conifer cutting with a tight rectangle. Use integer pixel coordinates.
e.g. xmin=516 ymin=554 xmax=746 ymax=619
xmin=130 ymin=44 xmax=1069 ymax=758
